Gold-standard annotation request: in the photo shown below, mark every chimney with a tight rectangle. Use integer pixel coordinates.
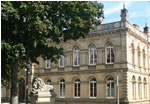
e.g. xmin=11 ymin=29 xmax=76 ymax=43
xmin=120 ymin=4 xmax=128 ymax=21
xmin=144 ymin=23 xmax=149 ymax=34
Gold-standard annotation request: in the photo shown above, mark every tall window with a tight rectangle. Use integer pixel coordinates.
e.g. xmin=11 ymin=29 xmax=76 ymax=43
xmin=90 ymin=78 xmax=96 ymax=98
xmin=106 ymin=44 xmax=114 ymax=64
xmin=46 ymin=79 xmax=51 ymax=85
xmin=59 ymin=55 xmax=65 ymax=68
xmin=73 ymin=48 xmax=80 ymax=66
xmin=74 ymin=78 xmax=80 ymax=98
xmin=60 ymin=79 xmax=65 ymax=97
xmin=131 ymin=44 xmax=135 ymax=65
xmin=45 ymin=59 xmax=51 ymax=68
xmin=89 ymin=45 xmax=97 ymax=65
xmin=106 ymin=77 xmax=114 ymax=98
xmin=138 ymin=77 xmax=142 ymax=99
xmin=143 ymin=50 xmax=145 ymax=70
xmin=132 ymin=76 xmax=136 ymax=100
xmin=137 ymin=47 xmax=140 ymax=68
xmin=144 ymin=78 xmax=147 ymax=99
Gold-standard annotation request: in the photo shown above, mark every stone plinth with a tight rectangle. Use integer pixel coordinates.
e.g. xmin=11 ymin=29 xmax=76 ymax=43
xmin=31 ymin=92 xmax=55 ymax=104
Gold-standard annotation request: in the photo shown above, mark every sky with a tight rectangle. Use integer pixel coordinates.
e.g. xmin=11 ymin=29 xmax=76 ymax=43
xmin=100 ymin=1 xmax=150 ymax=31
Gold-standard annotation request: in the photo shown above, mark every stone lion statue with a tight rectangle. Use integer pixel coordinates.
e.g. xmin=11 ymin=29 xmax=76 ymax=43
xmin=31 ymin=77 xmax=54 ymax=94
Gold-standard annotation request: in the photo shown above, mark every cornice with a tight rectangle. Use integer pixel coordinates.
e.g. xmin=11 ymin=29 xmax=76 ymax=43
xmin=127 ymin=28 xmax=148 ymax=44
xmin=35 ymin=68 xmax=128 ymax=75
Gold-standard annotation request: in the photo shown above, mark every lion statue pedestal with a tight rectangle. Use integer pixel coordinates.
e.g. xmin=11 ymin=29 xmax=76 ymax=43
xmin=30 ymin=77 xmax=56 ymax=104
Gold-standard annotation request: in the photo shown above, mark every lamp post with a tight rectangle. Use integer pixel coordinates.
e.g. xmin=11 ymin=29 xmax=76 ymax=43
xmin=116 ymin=70 xmax=123 ymax=104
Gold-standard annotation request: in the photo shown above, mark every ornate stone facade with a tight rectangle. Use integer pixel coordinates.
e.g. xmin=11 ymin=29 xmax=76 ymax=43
xmin=32 ymin=7 xmax=150 ymax=104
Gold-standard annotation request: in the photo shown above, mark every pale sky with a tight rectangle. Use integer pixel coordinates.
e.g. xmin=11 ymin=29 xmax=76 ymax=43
xmin=100 ymin=1 xmax=150 ymax=31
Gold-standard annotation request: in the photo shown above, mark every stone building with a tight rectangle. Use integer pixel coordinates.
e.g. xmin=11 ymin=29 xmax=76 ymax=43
xmin=1 ymin=6 xmax=150 ymax=104
xmin=32 ymin=7 xmax=150 ymax=104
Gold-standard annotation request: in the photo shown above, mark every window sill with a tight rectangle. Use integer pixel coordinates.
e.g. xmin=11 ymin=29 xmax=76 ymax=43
xmin=106 ymin=97 xmax=115 ymax=99
xmin=59 ymin=96 xmax=65 ymax=98
xmin=59 ymin=66 xmax=64 ymax=68
xmin=89 ymin=97 xmax=96 ymax=99
xmin=105 ymin=63 xmax=114 ymax=65
xmin=73 ymin=65 xmax=80 ymax=67
xmin=89 ymin=64 xmax=96 ymax=66
xmin=74 ymin=97 xmax=80 ymax=98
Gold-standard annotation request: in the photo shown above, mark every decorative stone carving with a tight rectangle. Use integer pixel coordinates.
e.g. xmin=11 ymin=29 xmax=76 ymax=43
xmin=30 ymin=77 xmax=56 ymax=104
xmin=31 ymin=77 xmax=56 ymax=97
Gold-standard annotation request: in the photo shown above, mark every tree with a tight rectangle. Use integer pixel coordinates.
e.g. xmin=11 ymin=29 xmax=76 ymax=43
xmin=1 ymin=1 xmax=104 ymax=104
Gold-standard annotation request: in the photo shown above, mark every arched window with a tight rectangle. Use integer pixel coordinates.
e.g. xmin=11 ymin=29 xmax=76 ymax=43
xmin=73 ymin=47 xmax=80 ymax=66
xmin=131 ymin=44 xmax=135 ymax=65
xmin=89 ymin=45 xmax=97 ymax=65
xmin=60 ymin=79 xmax=65 ymax=97
xmin=143 ymin=49 xmax=145 ymax=70
xmin=138 ymin=77 xmax=142 ymax=99
xmin=132 ymin=76 xmax=136 ymax=100
xmin=45 ymin=59 xmax=51 ymax=68
xmin=89 ymin=78 xmax=96 ymax=98
xmin=144 ymin=78 xmax=147 ymax=99
xmin=59 ymin=55 xmax=65 ymax=68
xmin=106 ymin=44 xmax=114 ymax=64
xmin=46 ymin=79 xmax=51 ymax=85
xmin=74 ymin=78 xmax=80 ymax=98
xmin=106 ymin=77 xmax=114 ymax=98
xmin=137 ymin=47 xmax=140 ymax=69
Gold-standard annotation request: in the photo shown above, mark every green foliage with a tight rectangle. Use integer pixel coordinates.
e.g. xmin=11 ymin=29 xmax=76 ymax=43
xmin=1 ymin=1 xmax=104 ymax=84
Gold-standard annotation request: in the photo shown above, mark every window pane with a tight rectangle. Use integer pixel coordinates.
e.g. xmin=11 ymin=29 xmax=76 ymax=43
xmin=111 ymin=88 xmax=114 ymax=96
xmin=107 ymin=48 xmax=110 ymax=63
xmin=107 ymin=77 xmax=114 ymax=97
xmin=74 ymin=48 xmax=80 ymax=66
xmin=60 ymin=84 xmax=62 ymax=96
xmin=75 ymin=83 xmax=77 ymax=96
xmin=111 ymin=48 xmax=114 ymax=62
xmin=94 ymin=83 xmax=96 ymax=97
xmin=60 ymin=55 xmax=65 ymax=67
xmin=94 ymin=50 xmax=97 ymax=64
xmin=78 ymin=83 xmax=80 ymax=96
xmin=107 ymin=87 xmax=110 ymax=97
xmin=90 ymin=82 xmax=93 ymax=97
xmin=90 ymin=50 xmax=93 ymax=64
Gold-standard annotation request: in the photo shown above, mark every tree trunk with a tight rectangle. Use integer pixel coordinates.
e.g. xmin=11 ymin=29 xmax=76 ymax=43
xmin=10 ymin=60 xmax=19 ymax=104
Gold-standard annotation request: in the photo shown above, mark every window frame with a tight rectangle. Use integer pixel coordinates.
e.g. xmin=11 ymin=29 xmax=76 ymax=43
xmin=131 ymin=44 xmax=135 ymax=65
xmin=89 ymin=45 xmax=97 ymax=65
xmin=74 ymin=78 xmax=80 ymax=98
xmin=138 ymin=77 xmax=142 ymax=99
xmin=59 ymin=55 xmax=65 ymax=68
xmin=137 ymin=47 xmax=140 ymax=68
xmin=143 ymin=78 xmax=147 ymax=99
xmin=45 ymin=59 xmax=51 ymax=69
xmin=73 ymin=47 xmax=80 ymax=66
xmin=105 ymin=44 xmax=114 ymax=64
xmin=143 ymin=50 xmax=146 ymax=70
xmin=89 ymin=78 xmax=97 ymax=98
xmin=106 ymin=77 xmax=115 ymax=99
xmin=132 ymin=76 xmax=136 ymax=100
xmin=59 ymin=79 xmax=65 ymax=98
